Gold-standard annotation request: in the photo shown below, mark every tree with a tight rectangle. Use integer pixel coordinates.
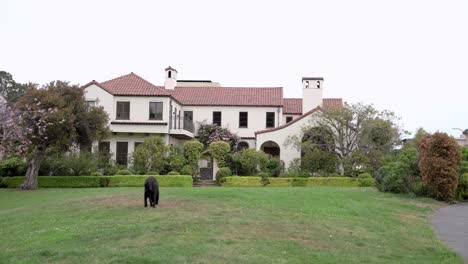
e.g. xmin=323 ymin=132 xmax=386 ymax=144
xmin=300 ymin=126 xmax=338 ymax=175
xmin=15 ymin=81 xmax=109 ymax=190
xmin=231 ymin=149 xmax=269 ymax=175
xmin=132 ymin=136 xmax=168 ymax=174
xmin=183 ymin=140 xmax=204 ymax=178
xmin=288 ymin=102 xmax=403 ymax=175
xmin=0 ymin=71 xmax=30 ymax=103
xmin=197 ymin=122 xmax=240 ymax=149
xmin=0 ymin=96 xmax=28 ymax=159
xmin=419 ymin=132 xmax=462 ymax=201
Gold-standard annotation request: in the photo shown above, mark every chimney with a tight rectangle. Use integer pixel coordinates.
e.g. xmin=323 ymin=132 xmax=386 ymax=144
xmin=302 ymin=77 xmax=323 ymax=112
xmin=164 ymin=66 xmax=178 ymax=90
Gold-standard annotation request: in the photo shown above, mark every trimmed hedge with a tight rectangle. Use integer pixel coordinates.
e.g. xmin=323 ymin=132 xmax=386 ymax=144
xmin=0 ymin=175 xmax=193 ymax=188
xmin=221 ymin=176 xmax=375 ymax=187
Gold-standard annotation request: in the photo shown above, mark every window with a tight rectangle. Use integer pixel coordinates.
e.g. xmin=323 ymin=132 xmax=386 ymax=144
xmin=168 ymin=71 xmax=172 ymax=78
xmin=86 ymin=101 xmax=95 ymax=109
xmin=238 ymin=141 xmax=249 ymax=151
xmin=98 ymin=141 xmax=110 ymax=153
xmin=266 ymin=112 xmax=275 ymax=128
xmin=116 ymin=102 xmax=130 ymax=120
xmin=116 ymin=142 xmax=128 ymax=166
xmin=286 ymin=116 xmax=293 ymax=123
xmin=149 ymin=102 xmax=163 ymax=120
xmin=239 ymin=112 xmax=248 ymax=128
xmin=213 ymin=111 xmax=222 ymax=126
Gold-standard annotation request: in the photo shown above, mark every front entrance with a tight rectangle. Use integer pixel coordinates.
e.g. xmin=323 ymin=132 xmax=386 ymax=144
xmin=260 ymin=141 xmax=280 ymax=158
xmin=198 ymin=154 xmax=213 ymax=180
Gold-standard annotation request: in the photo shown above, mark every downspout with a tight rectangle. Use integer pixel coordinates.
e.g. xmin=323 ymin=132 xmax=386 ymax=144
xmin=168 ymin=100 xmax=172 ymax=145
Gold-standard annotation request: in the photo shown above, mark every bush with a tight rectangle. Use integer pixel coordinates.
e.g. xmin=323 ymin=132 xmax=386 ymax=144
xmin=40 ymin=152 xmax=99 ymax=176
xmin=1 ymin=175 xmax=193 ymax=188
xmin=197 ymin=122 xmax=240 ymax=149
xmin=145 ymin=171 xmax=159 ymax=175
xmin=132 ymin=136 xmax=168 ymax=174
xmin=91 ymin=171 xmax=103 ymax=176
xmin=257 ymin=172 xmax=270 ymax=186
xmin=231 ymin=149 xmax=269 ymax=175
xmin=221 ymin=176 xmax=375 ymax=187
xmin=457 ymin=173 xmax=468 ymax=200
xmin=167 ymin=171 xmax=180 ymax=175
xmin=358 ymin=173 xmax=372 ymax=178
xmin=208 ymin=141 xmax=231 ymax=168
xmin=167 ymin=147 xmax=186 ymax=173
xmin=374 ymin=162 xmax=412 ymax=193
xmin=115 ymin=169 xmax=131 ymax=175
xmin=180 ymin=165 xmax=192 ymax=176
xmin=419 ymin=133 xmax=462 ymax=201
xmin=267 ymin=158 xmax=283 ymax=177
xmin=0 ymin=156 xmax=27 ymax=177
xmin=184 ymin=140 xmax=204 ymax=177
xmin=216 ymin=167 xmax=232 ymax=183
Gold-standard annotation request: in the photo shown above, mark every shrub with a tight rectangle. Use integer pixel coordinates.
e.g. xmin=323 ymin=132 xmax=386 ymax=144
xmin=167 ymin=147 xmax=186 ymax=173
xmin=39 ymin=152 xmax=101 ymax=176
xmin=0 ymin=156 xmax=27 ymax=177
xmin=374 ymin=162 xmax=411 ymax=193
xmin=168 ymin=171 xmax=180 ymax=175
xmin=145 ymin=171 xmax=159 ymax=175
xmin=358 ymin=173 xmax=372 ymax=178
xmin=115 ymin=169 xmax=131 ymax=175
xmin=184 ymin=140 xmax=204 ymax=177
xmin=267 ymin=158 xmax=283 ymax=177
xmin=180 ymin=165 xmax=192 ymax=176
xmin=221 ymin=176 xmax=375 ymax=187
xmin=231 ymin=149 xmax=269 ymax=175
xmin=197 ymin=122 xmax=240 ymax=149
xmin=257 ymin=172 xmax=270 ymax=186
xmin=419 ymin=133 xmax=462 ymax=201
xmin=132 ymin=136 xmax=168 ymax=174
xmin=216 ymin=167 xmax=232 ymax=183
xmin=457 ymin=173 xmax=468 ymax=200
xmin=301 ymin=142 xmax=338 ymax=176
xmin=284 ymin=158 xmax=304 ymax=177
xmin=91 ymin=171 xmax=103 ymax=176
xmin=208 ymin=141 xmax=230 ymax=167
xmin=1 ymin=175 xmax=193 ymax=188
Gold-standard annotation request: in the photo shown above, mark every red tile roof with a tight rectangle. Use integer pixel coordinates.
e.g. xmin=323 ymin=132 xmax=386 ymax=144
xmin=170 ymin=86 xmax=283 ymax=107
xmin=283 ymin=98 xmax=343 ymax=114
xmin=83 ymin=73 xmax=170 ymax=96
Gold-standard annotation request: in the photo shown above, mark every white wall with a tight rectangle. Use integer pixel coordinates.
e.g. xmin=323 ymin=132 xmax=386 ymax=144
xmin=302 ymin=79 xmax=323 ymax=113
xmin=84 ymin=84 xmax=114 ymax=118
xmin=103 ymin=133 xmax=169 ymax=162
xmin=256 ymin=111 xmax=321 ymax=170
xmin=181 ymin=105 xmax=283 ymax=138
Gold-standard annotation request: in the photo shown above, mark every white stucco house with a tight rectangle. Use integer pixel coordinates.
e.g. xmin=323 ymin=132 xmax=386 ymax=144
xmin=83 ymin=66 xmax=342 ymax=178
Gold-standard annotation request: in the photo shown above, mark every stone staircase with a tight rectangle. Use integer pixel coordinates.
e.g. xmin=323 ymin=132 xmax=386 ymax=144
xmin=193 ymin=180 xmax=218 ymax=187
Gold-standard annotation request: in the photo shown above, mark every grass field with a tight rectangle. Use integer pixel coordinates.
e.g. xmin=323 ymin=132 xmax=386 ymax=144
xmin=0 ymin=187 xmax=462 ymax=264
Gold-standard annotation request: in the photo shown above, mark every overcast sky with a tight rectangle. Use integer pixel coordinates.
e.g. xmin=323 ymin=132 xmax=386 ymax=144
xmin=1 ymin=0 xmax=467 ymax=137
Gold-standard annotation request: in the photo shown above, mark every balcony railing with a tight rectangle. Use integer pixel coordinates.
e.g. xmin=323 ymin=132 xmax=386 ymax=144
xmin=171 ymin=116 xmax=194 ymax=133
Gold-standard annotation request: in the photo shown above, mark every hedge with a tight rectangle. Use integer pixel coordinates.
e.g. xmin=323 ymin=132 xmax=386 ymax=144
xmin=221 ymin=176 xmax=375 ymax=187
xmin=0 ymin=175 xmax=193 ymax=188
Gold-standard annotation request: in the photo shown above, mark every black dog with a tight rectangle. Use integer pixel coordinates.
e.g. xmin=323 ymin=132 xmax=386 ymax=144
xmin=144 ymin=176 xmax=159 ymax=208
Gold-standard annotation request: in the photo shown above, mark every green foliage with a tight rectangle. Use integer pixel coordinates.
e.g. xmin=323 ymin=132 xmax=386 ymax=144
xmin=267 ymin=158 xmax=283 ymax=177
xmin=231 ymin=149 xmax=269 ymax=175
xmin=216 ymin=167 xmax=232 ymax=183
xmin=115 ymin=169 xmax=131 ymax=175
xmin=145 ymin=171 xmax=159 ymax=175
xmin=301 ymin=143 xmax=338 ymax=176
xmin=374 ymin=162 xmax=416 ymax=193
xmin=40 ymin=152 xmax=98 ymax=176
xmin=0 ymin=71 xmax=29 ymax=102
xmin=456 ymin=173 xmax=468 ymax=200
xmin=257 ymin=172 xmax=270 ymax=186
xmin=90 ymin=171 xmax=103 ymax=176
xmin=419 ymin=133 xmax=462 ymax=201
xmin=167 ymin=146 xmax=186 ymax=173
xmin=1 ymin=175 xmax=193 ymax=188
xmin=0 ymin=156 xmax=27 ymax=177
xmin=168 ymin=171 xmax=180 ymax=175
xmin=358 ymin=173 xmax=372 ymax=178
xmin=180 ymin=165 xmax=192 ymax=176
xmin=197 ymin=122 xmax=240 ymax=149
xmin=208 ymin=141 xmax=230 ymax=167
xmin=221 ymin=176 xmax=375 ymax=187
xmin=284 ymin=158 xmax=304 ymax=177
xmin=132 ymin=136 xmax=168 ymax=174
xmin=183 ymin=140 xmax=204 ymax=177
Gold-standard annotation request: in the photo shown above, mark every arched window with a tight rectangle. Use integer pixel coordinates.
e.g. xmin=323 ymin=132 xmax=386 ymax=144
xmin=237 ymin=141 xmax=249 ymax=151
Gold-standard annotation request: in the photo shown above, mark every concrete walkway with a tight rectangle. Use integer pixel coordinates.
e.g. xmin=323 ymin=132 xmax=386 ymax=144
xmin=430 ymin=203 xmax=468 ymax=263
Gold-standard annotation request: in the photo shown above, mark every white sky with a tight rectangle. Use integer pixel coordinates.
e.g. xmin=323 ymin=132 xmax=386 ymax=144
xmin=1 ymin=0 xmax=467 ymax=137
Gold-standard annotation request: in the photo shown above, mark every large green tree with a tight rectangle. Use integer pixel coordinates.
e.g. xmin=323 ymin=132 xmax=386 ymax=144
xmin=15 ymin=81 xmax=109 ymax=190
xmin=132 ymin=136 xmax=168 ymax=174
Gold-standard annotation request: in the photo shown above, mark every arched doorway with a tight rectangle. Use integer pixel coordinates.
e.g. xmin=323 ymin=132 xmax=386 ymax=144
xmin=260 ymin=141 xmax=280 ymax=158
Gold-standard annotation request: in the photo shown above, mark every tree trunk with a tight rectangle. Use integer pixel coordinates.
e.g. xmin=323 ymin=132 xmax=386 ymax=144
xmin=19 ymin=146 xmax=46 ymax=190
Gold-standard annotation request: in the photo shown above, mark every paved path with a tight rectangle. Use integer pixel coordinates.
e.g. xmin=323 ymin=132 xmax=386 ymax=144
xmin=430 ymin=203 xmax=468 ymax=263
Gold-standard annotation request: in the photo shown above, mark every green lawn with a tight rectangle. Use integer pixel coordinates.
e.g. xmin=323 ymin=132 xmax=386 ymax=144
xmin=0 ymin=187 xmax=461 ymax=264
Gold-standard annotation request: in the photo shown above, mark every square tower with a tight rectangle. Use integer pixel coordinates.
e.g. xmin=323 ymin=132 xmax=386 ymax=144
xmin=302 ymin=77 xmax=323 ymax=112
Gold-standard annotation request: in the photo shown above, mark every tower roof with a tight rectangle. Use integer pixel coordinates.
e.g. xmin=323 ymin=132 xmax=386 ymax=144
xmin=165 ymin=66 xmax=178 ymax=72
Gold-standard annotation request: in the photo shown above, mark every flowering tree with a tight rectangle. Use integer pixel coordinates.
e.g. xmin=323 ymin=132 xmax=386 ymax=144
xmin=14 ymin=81 xmax=109 ymax=190
xmin=197 ymin=122 xmax=240 ymax=149
xmin=0 ymin=96 xmax=29 ymax=159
